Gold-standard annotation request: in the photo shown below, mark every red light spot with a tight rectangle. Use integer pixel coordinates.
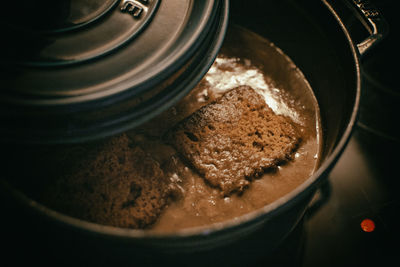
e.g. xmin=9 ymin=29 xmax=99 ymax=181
xmin=361 ymin=218 xmax=375 ymax=232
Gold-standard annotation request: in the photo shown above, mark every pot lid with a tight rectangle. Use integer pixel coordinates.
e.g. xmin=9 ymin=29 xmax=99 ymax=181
xmin=0 ymin=0 xmax=228 ymax=144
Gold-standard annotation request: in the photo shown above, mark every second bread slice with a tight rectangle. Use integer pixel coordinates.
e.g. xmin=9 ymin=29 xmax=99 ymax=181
xmin=166 ymin=86 xmax=301 ymax=196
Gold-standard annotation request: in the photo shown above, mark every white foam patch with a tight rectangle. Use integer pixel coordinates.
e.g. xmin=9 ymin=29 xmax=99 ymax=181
xmin=204 ymin=57 xmax=300 ymax=123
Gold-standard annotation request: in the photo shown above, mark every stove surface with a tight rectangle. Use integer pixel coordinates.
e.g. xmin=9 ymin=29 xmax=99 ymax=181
xmin=252 ymin=126 xmax=400 ymax=267
xmin=302 ymin=128 xmax=399 ymax=266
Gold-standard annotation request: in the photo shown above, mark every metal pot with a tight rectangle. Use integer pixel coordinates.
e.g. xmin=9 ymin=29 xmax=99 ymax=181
xmin=0 ymin=0 xmax=387 ymax=266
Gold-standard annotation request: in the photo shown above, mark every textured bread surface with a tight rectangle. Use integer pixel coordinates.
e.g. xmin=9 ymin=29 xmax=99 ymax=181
xmin=167 ymin=86 xmax=300 ymax=195
xmin=40 ymin=134 xmax=173 ymax=229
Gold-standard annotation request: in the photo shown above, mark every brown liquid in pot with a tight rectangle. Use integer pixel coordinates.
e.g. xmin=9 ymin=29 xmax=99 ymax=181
xmin=3 ymin=26 xmax=322 ymax=232
xmin=130 ymin=26 xmax=322 ymax=232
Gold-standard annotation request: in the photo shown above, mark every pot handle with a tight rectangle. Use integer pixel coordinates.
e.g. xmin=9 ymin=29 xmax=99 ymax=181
xmin=323 ymin=0 xmax=389 ymax=56
xmin=305 ymin=180 xmax=332 ymax=219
